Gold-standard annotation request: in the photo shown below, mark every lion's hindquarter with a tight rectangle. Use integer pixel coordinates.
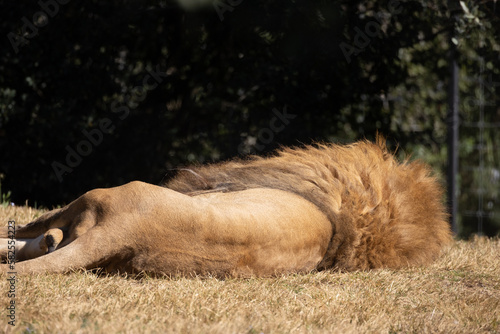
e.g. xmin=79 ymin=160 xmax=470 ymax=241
xmin=132 ymin=188 xmax=332 ymax=277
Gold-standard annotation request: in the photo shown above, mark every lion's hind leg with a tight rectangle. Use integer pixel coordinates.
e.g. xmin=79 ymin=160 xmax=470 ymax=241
xmin=1 ymin=226 xmax=121 ymax=274
xmin=0 ymin=208 xmax=66 ymax=241
xmin=13 ymin=208 xmax=66 ymax=239
xmin=0 ymin=207 xmax=71 ymax=263
xmin=0 ymin=228 xmax=66 ymax=263
xmin=1 ymin=190 xmax=109 ymax=264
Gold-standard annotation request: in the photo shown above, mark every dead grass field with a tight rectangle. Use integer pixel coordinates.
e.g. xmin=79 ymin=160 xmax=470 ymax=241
xmin=1 ymin=205 xmax=499 ymax=334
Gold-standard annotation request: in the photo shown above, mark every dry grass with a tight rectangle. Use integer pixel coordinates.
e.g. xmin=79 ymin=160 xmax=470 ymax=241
xmin=1 ymin=205 xmax=499 ymax=334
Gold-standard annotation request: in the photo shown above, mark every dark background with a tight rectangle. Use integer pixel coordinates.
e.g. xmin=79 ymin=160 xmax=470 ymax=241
xmin=1 ymin=0 xmax=499 ymax=237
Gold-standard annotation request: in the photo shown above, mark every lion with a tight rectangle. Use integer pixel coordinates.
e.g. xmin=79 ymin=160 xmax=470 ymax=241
xmin=0 ymin=137 xmax=452 ymax=277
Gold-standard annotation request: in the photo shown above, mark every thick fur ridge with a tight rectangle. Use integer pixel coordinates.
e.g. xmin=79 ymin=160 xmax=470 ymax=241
xmin=166 ymin=138 xmax=452 ymax=271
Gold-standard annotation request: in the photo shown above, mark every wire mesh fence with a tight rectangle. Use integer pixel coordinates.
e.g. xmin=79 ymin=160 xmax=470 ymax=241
xmin=459 ymin=55 xmax=500 ymax=237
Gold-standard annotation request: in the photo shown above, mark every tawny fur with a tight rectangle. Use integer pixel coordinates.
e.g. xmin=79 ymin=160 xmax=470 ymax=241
xmin=166 ymin=137 xmax=452 ymax=270
xmin=0 ymin=138 xmax=452 ymax=276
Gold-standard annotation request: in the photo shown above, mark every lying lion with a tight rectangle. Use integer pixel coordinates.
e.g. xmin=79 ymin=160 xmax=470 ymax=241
xmin=0 ymin=138 xmax=452 ymax=277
